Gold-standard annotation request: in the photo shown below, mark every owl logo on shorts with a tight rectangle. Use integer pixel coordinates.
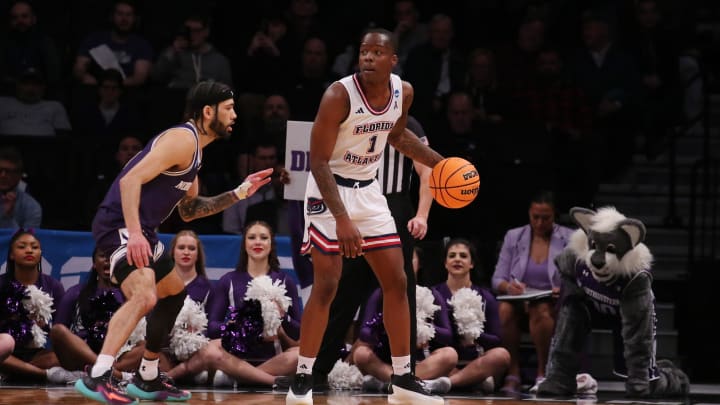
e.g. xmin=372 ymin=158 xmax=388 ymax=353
xmin=307 ymin=197 xmax=327 ymax=215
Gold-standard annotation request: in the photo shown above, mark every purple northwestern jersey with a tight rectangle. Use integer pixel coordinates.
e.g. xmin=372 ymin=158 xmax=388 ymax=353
xmin=92 ymin=122 xmax=201 ymax=246
xmin=186 ymin=275 xmax=211 ymax=305
xmin=574 ymin=262 xmax=659 ymax=379
xmin=574 ymin=262 xmax=647 ymax=317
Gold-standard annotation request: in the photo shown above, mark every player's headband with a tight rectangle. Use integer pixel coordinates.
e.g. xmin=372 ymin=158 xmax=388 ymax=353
xmin=188 ymin=82 xmax=234 ymax=111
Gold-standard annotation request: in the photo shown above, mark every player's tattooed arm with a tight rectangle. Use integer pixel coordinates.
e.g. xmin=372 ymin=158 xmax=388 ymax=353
xmin=389 ymin=129 xmax=444 ymax=168
xmin=177 ymin=192 xmax=238 ymax=221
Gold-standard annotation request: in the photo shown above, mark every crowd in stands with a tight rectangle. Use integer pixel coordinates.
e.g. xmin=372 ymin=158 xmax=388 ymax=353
xmin=0 ymin=0 xmax=715 ymax=393
xmin=0 ymin=0 xmax=709 ymax=236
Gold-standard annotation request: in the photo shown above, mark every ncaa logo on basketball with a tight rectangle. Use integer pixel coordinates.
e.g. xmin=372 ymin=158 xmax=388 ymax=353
xmin=307 ymin=198 xmax=327 ymax=215
xmin=462 ymin=170 xmax=478 ymax=181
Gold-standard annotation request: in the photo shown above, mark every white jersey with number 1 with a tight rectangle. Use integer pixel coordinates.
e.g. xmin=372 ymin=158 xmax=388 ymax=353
xmin=328 ymin=73 xmax=403 ymax=181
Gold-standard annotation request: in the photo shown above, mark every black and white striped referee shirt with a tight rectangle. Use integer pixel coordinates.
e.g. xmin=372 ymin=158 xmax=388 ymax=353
xmin=376 ymin=116 xmax=428 ymax=195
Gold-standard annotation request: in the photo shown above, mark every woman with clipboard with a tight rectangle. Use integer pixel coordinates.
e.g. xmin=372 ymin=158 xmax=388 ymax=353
xmin=491 ymin=191 xmax=573 ymax=394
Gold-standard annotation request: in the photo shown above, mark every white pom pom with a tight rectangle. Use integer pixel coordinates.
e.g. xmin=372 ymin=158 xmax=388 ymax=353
xmin=170 ymin=297 xmax=210 ymax=360
xmin=22 ymin=285 xmax=53 ymax=348
xmin=23 ymin=285 xmax=54 ymax=324
xmin=327 ymin=360 xmax=364 ymax=390
xmin=244 ymin=275 xmax=292 ymax=337
xmin=448 ymin=287 xmax=485 ymax=341
xmin=118 ymin=317 xmax=147 ymax=358
xmin=416 ymin=286 xmax=439 ymax=346
xmin=30 ymin=323 xmax=47 ymax=348
xmin=170 ymin=330 xmax=209 ymax=361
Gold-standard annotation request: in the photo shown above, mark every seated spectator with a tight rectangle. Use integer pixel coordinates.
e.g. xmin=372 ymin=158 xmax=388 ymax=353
xmin=50 ymin=248 xmax=144 ymax=376
xmin=223 ymin=143 xmax=288 ymax=235
xmin=426 ymin=92 xmax=487 ymax=245
xmin=0 ymin=229 xmax=81 ymax=384
xmin=491 ymin=191 xmax=574 ymax=393
xmin=235 ymin=13 xmax=291 ymax=94
xmin=236 ymin=94 xmax=291 ymax=182
xmin=82 ymin=134 xmax=144 ymax=229
xmin=281 ymin=0 xmax=329 ymax=67
xmin=512 ymin=47 xmax=593 ymax=207
xmin=625 ymin=0 xmax=682 ymax=158
xmin=0 ymin=147 xmax=41 ymax=228
xmin=567 ymin=9 xmax=641 ymax=179
xmin=391 ymin=0 xmax=428 ymax=75
xmin=404 ymin=14 xmax=465 ymax=125
xmin=0 ymin=68 xmax=71 ymax=136
xmin=494 ymin=15 xmax=547 ymax=89
xmin=72 ymin=69 xmax=142 ymax=137
xmin=284 ymin=36 xmax=337 ymax=121
xmin=0 ymin=1 xmax=62 ymax=98
xmin=462 ymin=49 xmax=513 ymax=130
xmin=352 ymin=252 xmax=457 ymax=394
xmin=72 ymin=0 xmax=153 ymax=87
xmin=432 ymin=238 xmax=510 ymax=392
xmin=152 ymin=12 xmax=232 ymax=89
xmin=167 ymin=221 xmax=301 ymax=387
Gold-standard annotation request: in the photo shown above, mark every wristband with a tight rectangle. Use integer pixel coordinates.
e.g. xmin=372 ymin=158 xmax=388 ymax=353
xmin=233 ymin=181 xmax=252 ymax=200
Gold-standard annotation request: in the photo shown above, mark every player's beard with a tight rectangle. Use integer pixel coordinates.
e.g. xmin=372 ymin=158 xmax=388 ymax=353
xmin=209 ymin=116 xmax=231 ymax=139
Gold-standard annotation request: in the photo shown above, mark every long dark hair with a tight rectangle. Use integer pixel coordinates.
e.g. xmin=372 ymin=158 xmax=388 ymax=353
xmin=235 ymin=220 xmax=280 ymax=273
xmin=4 ymin=228 xmax=41 ymax=282
xmin=443 ymin=237 xmax=484 ymax=287
xmin=78 ymin=247 xmax=102 ymax=316
xmin=170 ymin=230 xmax=207 ymax=279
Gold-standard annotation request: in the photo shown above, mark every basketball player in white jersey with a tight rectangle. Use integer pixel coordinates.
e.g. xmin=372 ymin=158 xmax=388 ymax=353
xmin=287 ymin=29 xmax=446 ymax=405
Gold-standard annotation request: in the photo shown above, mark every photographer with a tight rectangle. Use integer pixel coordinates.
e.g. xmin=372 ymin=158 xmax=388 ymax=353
xmin=151 ymin=12 xmax=232 ymax=89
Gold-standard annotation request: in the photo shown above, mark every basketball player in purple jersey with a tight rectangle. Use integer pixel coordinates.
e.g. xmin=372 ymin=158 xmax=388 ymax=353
xmin=76 ymin=81 xmax=272 ymax=404
xmin=286 ymin=29 xmax=446 ymax=405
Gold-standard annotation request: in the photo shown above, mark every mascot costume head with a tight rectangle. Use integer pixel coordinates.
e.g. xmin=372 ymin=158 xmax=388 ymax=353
xmin=537 ymin=207 xmax=689 ymax=398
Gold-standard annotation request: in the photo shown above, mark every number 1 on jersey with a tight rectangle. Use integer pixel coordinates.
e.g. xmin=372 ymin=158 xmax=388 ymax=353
xmin=367 ymin=135 xmax=378 ymax=153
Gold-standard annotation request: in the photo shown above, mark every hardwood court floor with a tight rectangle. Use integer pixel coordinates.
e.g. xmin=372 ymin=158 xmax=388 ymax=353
xmin=0 ymin=385 xmax=713 ymax=405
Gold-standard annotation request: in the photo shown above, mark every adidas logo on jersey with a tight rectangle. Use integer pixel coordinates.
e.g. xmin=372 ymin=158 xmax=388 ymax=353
xmin=355 ymin=107 xmax=364 ymax=114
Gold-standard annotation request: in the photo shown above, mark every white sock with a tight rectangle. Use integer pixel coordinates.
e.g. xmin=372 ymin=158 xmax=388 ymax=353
xmin=296 ymin=355 xmax=315 ymax=375
xmin=391 ymin=355 xmax=411 ymax=376
xmin=91 ymin=354 xmax=115 ymax=378
xmin=139 ymin=357 xmax=159 ymax=381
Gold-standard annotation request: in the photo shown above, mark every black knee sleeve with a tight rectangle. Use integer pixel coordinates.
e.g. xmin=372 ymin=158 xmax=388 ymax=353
xmin=145 ymin=290 xmax=187 ymax=353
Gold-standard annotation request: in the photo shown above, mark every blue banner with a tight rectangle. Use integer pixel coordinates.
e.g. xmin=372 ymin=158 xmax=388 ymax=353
xmin=0 ymin=229 xmax=298 ymax=291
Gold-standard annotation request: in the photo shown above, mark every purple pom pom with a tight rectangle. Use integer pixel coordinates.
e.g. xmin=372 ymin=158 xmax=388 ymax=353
xmin=85 ymin=290 xmax=122 ymax=352
xmin=220 ymin=299 xmax=264 ymax=357
xmin=0 ymin=281 xmax=33 ymax=346
xmin=363 ymin=311 xmax=389 ymax=359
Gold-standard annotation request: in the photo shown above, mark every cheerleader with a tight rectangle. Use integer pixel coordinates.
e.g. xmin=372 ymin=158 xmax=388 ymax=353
xmin=432 ymin=238 xmax=510 ymax=392
xmin=0 ymin=229 xmax=81 ymax=383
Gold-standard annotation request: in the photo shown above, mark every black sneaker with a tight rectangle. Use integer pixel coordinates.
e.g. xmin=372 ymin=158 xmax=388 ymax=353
xmin=75 ymin=368 xmax=137 ymax=405
xmin=389 ymin=373 xmax=444 ymax=405
xmin=286 ymin=373 xmax=313 ymax=405
xmin=276 ymin=373 xmax=328 ymax=393
xmin=125 ymin=372 xmax=191 ymax=402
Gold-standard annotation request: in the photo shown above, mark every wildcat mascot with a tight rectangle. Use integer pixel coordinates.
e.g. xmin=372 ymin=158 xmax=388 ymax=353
xmin=537 ymin=207 xmax=689 ymax=398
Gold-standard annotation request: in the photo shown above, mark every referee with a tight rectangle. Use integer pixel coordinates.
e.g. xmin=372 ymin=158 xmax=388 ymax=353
xmin=311 ymin=115 xmax=433 ymax=388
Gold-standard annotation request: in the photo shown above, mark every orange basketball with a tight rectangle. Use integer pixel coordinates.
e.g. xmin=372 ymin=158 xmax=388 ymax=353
xmin=429 ymin=157 xmax=480 ymax=209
